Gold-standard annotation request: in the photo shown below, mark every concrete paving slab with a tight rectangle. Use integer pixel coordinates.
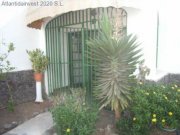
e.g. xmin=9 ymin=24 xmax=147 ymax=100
xmin=3 ymin=112 xmax=53 ymax=135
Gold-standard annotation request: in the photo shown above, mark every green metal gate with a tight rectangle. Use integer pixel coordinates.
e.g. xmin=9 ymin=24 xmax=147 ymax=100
xmin=45 ymin=7 xmax=127 ymax=99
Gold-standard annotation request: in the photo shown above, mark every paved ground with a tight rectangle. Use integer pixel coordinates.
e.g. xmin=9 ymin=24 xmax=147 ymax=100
xmin=3 ymin=112 xmax=55 ymax=135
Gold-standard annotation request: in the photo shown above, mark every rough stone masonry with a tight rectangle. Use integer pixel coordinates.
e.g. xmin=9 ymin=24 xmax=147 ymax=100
xmin=0 ymin=70 xmax=36 ymax=108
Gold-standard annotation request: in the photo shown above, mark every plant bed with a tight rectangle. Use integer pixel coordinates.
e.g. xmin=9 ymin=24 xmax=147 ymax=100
xmin=94 ymin=109 xmax=177 ymax=135
xmin=116 ymin=83 xmax=180 ymax=135
xmin=51 ymin=88 xmax=99 ymax=135
xmin=0 ymin=100 xmax=52 ymax=134
xmin=45 ymin=108 xmax=177 ymax=135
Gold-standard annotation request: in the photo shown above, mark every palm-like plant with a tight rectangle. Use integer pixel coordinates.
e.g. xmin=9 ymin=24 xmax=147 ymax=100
xmin=87 ymin=16 xmax=142 ymax=120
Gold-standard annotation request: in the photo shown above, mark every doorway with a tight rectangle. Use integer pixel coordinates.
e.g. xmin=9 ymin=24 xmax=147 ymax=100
xmin=45 ymin=7 xmax=127 ymax=97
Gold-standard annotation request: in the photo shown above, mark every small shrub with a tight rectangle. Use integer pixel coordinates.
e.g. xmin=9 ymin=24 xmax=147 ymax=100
xmin=137 ymin=60 xmax=150 ymax=83
xmin=0 ymin=39 xmax=15 ymax=111
xmin=51 ymin=88 xmax=99 ymax=135
xmin=26 ymin=48 xmax=49 ymax=73
xmin=117 ymin=83 xmax=180 ymax=135
xmin=7 ymin=98 xmax=14 ymax=112
xmin=0 ymin=41 xmax=15 ymax=77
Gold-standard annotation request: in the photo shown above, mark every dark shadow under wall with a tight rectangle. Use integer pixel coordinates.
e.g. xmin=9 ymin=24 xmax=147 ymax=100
xmin=0 ymin=70 xmax=36 ymax=108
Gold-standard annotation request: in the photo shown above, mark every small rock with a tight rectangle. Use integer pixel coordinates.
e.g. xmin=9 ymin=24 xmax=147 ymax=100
xmin=3 ymin=122 xmax=18 ymax=130
xmin=12 ymin=121 xmax=18 ymax=126
xmin=98 ymin=128 xmax=104 ymax=132
xmin=104 ymin=124 xmax=117 ymax=135
xmin=42 ymin=126 xmax=56 ymax=135
xmin=4 ymin=124 xmax=12 ymax=130
xmin=32 ymin=112 xmax=39 ymax=117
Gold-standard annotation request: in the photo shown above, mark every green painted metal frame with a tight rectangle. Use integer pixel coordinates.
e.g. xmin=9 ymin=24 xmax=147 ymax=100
xmin=45 ymin=7 xmax=127 ymax=99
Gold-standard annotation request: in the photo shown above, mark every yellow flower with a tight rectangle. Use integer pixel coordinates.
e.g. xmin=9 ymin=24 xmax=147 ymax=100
xmin=162 ymin=119 xmax=165 ymax=123
xmin=174 ymin=84 xmax=178 ymax=88
xmin=139 ymin=82 xmax=143 ymax=85
xmin=161 ymin=85 xmax=166 ymax=89
xmin=145 ymin=92 xmax=149 ymax=95
xmin=177 ymin=89 xmax=180 ymax=92
xmin=66 ymin=128 xmax=71 ymax=133
xmin=168 ymin=112 xmax=173 ymax=116
xmin=153 ymin=114 xmax=156 ymax=118
xmin=176 ymin=99 xmax=178 ymax=103
xmin=163 ymin=95 xmax=168 ymax=100
xmin=133 ymin=117 xmax=136 ymax=121
xmin=152 ymin=118 xmax=157 ymax=123
xmin=172 ymin=87 xmax=175 ymax=89
xmin=153 ymin=92 xmax=156 ymax=94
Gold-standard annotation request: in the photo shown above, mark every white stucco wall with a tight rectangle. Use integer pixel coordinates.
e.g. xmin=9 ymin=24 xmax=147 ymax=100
xmin=0 ymin=6 xmax=40 ymax=71
xmin=126 ymin=0 xmax=180 ymax=80
xmin=124 ymin=7 xmax=158 ymax=78
xmin=158 ymin=1 xmax=180 ymax=74
xmin=1 ymin=0 xmax=180 ymax=79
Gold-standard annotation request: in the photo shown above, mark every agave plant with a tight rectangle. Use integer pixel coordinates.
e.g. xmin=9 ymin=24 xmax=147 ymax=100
xmin=87 ymin=16 xmax=142 ymax=120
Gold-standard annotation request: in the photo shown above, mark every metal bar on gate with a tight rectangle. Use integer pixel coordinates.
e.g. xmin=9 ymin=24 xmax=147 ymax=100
xmin=50 ymin=23 xmax=54 ymax=91
xmin=77 ymin=29 xmax=82 ymax=87
xmin=67 ymin=27 xmax=70 ymax=89
xmin=85 ymin=9 xmax=89 ymax=100
xmin=54 ymin=19 xmax=58 ymax=89
xmin=69 ymin=28 xmax=72 ymax=87
xmin=45 ymin=28 xmax=51 ymax=93
xmin=62 ymin=15 xmax=66 ymax=88
xmin=49 ymin=25 xmax=53 ymax=93
xmin=59 ymin=17 xmax=63 ymax=89
xmin=81 ymin=24 xmax=85 ymax=88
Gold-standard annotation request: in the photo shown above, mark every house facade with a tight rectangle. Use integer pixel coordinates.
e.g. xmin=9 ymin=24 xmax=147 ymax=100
xmin=1 ymin=0 xmax=180 ymax=99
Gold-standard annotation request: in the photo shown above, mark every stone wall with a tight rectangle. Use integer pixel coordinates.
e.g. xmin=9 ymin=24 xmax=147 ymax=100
xmin=0 ymin=70 xmax=36 ymax=108
xmin=0 ymin=70 xmax=179 ymax=109
xmin=158 ymin=73 xmax=180 ymax=84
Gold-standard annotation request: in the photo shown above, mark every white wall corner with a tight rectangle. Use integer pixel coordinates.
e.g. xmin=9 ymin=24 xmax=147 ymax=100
xmin=146 ymin=69 xmax=168 ymax=82
xmin=41 ymin=23 xmax=49 ymax=95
